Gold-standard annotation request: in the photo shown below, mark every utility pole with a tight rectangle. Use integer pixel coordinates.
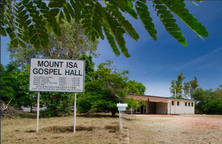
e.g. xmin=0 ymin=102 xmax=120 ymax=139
xmin=189 ymin=88 xmax=191 ymax=100
xmin=175 ymin=89 xmax=176 ymax=98
xmin=174 ymin=89 xmax=176 ymax=114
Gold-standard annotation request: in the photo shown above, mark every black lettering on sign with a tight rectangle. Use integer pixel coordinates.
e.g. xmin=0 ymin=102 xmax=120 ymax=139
xmin=32 ymin=68 xmax=62 ymax=75
xmin=33 ymin=68 xmax=38 ymax=74
xmin=66 ymin=62 xmax=78 ymax=68
xmin=38 ymin=61 xmax=44 ymax=67
xmin=65 ymin=69 xmax=82 ymax=76
xmin=37 ymin=60 xmax=64 ymax=67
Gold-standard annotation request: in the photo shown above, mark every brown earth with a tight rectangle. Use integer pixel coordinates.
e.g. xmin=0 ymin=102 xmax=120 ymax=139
xmin=126 ymin=114 xmax=222 ymax=144
xmin=1 ymin=113 xmax=222 ymax=144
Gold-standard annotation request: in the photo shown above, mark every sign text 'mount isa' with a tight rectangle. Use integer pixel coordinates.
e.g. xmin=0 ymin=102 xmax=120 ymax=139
xmin=32 ymin=60 xmax=83 ymax=76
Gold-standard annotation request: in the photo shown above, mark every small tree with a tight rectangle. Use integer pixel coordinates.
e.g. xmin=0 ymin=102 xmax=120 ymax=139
xmin=183 ymin=76 xmax=199 ymax=99
xmin=77 ymin=60 xmax=146 ymax=116
xmin=127 ymin=80 xmax=146 ymax=95
xmin=170 ymin=73 xmax=185 ymax=98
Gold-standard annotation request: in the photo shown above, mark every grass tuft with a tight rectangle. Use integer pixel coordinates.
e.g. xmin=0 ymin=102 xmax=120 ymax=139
xmin=41 ymin=125 xmax=93 ymax=133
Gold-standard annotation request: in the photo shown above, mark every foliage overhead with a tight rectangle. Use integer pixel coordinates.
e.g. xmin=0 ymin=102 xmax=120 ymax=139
xmin=1 ymin=0 xmax=209 ymax=57
xmin=7 ymin=19 xmax=99 ymax=67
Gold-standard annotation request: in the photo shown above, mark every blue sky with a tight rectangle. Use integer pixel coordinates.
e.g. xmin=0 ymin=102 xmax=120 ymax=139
xmin=1 ymin=1 xmax=222 ymax=97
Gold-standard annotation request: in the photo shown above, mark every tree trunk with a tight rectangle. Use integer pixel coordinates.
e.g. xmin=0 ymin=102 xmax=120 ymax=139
xmin=111 ymin=110 xmax=116 ymax=117
xmin=30 ymin=105 xmax=33 ymax=113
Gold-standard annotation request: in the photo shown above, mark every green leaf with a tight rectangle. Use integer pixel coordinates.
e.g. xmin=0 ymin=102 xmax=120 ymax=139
xmin=104 ymin=12 xmax=130 ymax=57
xmin=66 ymin=3 xmax=75 ymax=18
xmin=34 ymin=39 xmax=40 ymax=49
xmin=11 ymin=39 xmax=19 ymax=47
xmin=40 ymin=39 xmax=48 ymax=48
xmin=136 ymin=1 xmax=148 ymax=11
xmin=18 ymin=39 xmax=26 ymax=48
xmin=1 ymin=27 xmax=6 ymax=36
xmin=48 ymin=2 xmax=64 ymax=8
xmin=50 ymin=8 xmax=60 ymax=16
xmin=126 ymin=0 xmax=133 ymax=8
xmin=163 ymin=0 xmax=209 ymax=39
xmin=136 ymin=1 xmax=157 ymax=41
xmin=30 ymin=34 xmax=37 ymax=44
xmin=153 ymin=1 xmax=187 ymax=46
xmin=111 ymin=8 xmax=139 ymax=41
xmin=127 ymin=8 xmax=138 ymax=19
xmin=70 ymin=0 xmax=81 ymax=23
xmin=63 ymin=6 xmax=71 ymax=23
xmin=59 ymin=11 xmax=65 ymax=22
xmin=39 ymin=34 xmax=49 ymax=43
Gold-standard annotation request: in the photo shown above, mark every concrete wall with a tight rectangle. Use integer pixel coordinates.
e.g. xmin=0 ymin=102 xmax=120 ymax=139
xmin=170 ymin=100 xmax=195 ymax=114
xmin=156 ymin=102 xmax=167 ymax=114
xmin=167 ymin=103 xmax=171 ymax=114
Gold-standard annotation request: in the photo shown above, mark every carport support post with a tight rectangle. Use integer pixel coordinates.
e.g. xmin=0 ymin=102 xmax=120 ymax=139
xmin=36 ymin=92 xmax=40 ymax=133
xmin=74 ymin=93 xmax=77 ymax=133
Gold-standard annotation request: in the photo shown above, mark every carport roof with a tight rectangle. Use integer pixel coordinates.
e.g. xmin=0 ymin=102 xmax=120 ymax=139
xmin=128 ymin=94 xmax=195 ymax=102
xmin=128 ymin=94 xmax=170 ymax=103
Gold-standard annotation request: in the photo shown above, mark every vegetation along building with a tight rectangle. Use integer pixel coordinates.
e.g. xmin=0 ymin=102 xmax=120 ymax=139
xmin=128 ymin=94 xmax=195 ymax=115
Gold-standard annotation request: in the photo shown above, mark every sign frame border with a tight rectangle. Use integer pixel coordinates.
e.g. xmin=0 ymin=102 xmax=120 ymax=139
xmin=29 ymin=58 xmax=85 ymax=93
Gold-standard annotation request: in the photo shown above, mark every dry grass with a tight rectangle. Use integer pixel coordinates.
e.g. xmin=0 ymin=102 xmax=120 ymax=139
xmin=1 ymin=113 xmax=222 ymax=144
xmin=1 ymin=113 xmax=129 ymax=144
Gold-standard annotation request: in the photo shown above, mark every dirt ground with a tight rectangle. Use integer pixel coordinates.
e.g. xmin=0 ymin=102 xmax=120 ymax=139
xmin=1 ymin=113 xmax=222 ymax=144
xmin=125 ymin=114 xmax=222 ymax=144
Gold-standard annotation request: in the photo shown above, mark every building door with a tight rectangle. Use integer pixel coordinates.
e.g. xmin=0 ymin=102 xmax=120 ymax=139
xmin=140 ymin=105 xmax=144 ymax=114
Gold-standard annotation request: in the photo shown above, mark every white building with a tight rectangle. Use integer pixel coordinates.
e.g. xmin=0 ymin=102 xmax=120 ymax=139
xmin=127 ymin=94 xmax=195 ymax=115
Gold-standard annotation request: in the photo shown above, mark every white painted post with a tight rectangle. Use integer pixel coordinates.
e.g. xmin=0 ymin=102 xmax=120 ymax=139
xmin=117 ymin=103 xmax=127 ymax=133
xmin=36 ymin=92 xmax=40 ymax=133
xmin=74 ymin=93 xmax=77 ymax=133
xmin=189 ymin=88 xmax=191 ymax=99
xmin=174 ymin=89 xmax=176 ymax=114
xmin=175 ymin=89 xmax=176 ymax=98
xmin=174 ymin=100 xmax=176 ymax=114
xmin=119 ymin=111 xmax=122 ymax=132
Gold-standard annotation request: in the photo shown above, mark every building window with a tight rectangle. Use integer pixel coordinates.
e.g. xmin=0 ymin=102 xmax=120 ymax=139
xmin=188 ymin=102 xmax=190 ymax=106
xmin=177 ymin=101 xmax=179 ymax=106
xmin=172 ymin=101 xmax=174 ymax=106
xmin=191 ymin=102 xmax=193 ymax=107
xmin=185 ymin=102 xmax=187 ymax=106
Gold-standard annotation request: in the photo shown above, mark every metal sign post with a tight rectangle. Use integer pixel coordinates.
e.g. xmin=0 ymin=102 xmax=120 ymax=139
xmin=119 ymin=110 xmax=123 ymax=132
xmin=29 ymin=58 xmax=85 ymax=134
xmin=117 ymin=103 xmax=128 ymax=133
xmin=36 ymin=92 xmax=40 ymax=133
xmin=74 ymin=93 xmax=77 ymax=133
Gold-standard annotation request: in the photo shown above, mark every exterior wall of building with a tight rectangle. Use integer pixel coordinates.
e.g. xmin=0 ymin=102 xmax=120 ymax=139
xmin=167 ymin=103 xmax=171 ymax=114
xmin=126 ymin=94 xmax=195 ymax=114
xmin=146 ymin=100 xmax=149 ymax=113
xmin=170 ymin=100 xmax=195 ymax=114
xmin=156 ymin=102 xmax=167 ymax=114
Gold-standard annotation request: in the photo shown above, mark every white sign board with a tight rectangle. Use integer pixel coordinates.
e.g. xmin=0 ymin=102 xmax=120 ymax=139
xmin=117 ymin=103 xmax=128 ymax=111
xmin=29 ymin=58 xmax=85 ymax=92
